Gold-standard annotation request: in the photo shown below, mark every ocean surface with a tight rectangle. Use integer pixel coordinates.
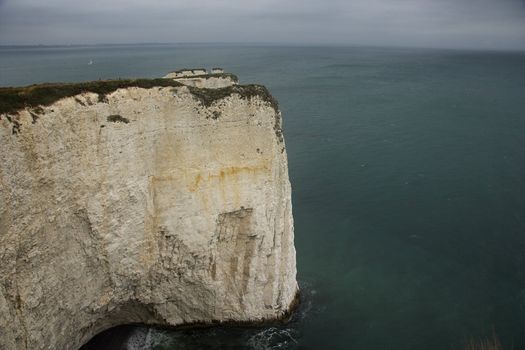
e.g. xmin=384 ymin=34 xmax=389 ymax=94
xmin=2 ymin=44 xmax=525 ymax=350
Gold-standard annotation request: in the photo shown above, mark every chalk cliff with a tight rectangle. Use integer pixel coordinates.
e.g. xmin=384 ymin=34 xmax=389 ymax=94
xmin=163 ymin=71 xmax=238 ymax=88
xmin=0 ymin=75 xmax=298 ymax=350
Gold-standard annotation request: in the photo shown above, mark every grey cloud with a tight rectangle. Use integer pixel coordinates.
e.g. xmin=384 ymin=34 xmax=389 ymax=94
xmin=0 ymin=0 xmax=524 ymax=50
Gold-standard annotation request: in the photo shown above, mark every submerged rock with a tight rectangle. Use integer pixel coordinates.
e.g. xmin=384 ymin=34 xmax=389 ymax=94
xmin=0 ymin=75 xmax=298 ymax=350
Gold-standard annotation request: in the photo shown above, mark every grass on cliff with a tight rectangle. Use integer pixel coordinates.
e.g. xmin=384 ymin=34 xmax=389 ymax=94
xmin=173 ymin=73 xmax=240 ymax=83
xmin=0 ymin=79 xmax=184 ymax=115
xmin=0 ymin=78 xmax=277 ymax=115
xmin=188 ymin=84 xmax=278 ymax=111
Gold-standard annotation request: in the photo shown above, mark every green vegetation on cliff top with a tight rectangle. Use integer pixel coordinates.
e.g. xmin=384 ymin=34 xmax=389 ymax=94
xmin=0 ymin=76 xmax=275 ymax=115
xmin=0 ymin=79 xmax=183 ymax=115
xmin=171 ymin=73 xmax=239 ymax=83
xmin=187 ymin=84 xmax=278 ymax=111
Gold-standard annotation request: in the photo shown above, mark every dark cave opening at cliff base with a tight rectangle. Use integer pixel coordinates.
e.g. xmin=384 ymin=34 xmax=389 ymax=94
xmin=80 ymin=290 xmax=308 ymax=350
xmin=81 ymin=322 xmax=304 ymax=350
xmin=81 ymin=326 xmax=135 ymax=350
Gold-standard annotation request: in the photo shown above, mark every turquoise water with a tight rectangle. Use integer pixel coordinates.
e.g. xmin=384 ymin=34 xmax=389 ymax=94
xmin=2 ymin=45 xmax=525 ymax=349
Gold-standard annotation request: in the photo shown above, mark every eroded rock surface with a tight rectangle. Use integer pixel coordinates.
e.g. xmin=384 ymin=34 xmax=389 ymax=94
xmin=163 ymin=72 xmax=238 ymax=88
xmin=0 ymin=79 xmax=297 ymax=350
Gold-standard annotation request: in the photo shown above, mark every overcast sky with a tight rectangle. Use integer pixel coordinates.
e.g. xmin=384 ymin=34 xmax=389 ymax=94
xmin=1 ymin=0 xmax=524 ymax=50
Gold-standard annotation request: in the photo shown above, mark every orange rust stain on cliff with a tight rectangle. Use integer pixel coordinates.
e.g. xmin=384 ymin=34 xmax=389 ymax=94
xmin=188 ymin=163 xmax=268 ymax=193
xmin=189 ymin=173 xmax=203 ymax=192
xmin=150 ymin=174 xmax=176 ymax=183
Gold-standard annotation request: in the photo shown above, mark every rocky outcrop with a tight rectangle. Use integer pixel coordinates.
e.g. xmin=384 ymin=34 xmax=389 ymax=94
xmin=163 ymin=72 xmax=238 ymax=88
xmin=0 ymin=77 xmax=298 ymax=350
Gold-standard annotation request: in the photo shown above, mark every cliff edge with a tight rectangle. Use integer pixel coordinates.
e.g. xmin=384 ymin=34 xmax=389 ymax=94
xmin=0 ymin=74 xmax=298 ymax=350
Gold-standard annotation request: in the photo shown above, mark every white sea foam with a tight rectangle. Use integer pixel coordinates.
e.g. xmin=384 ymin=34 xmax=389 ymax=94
xmin=126 ymin=327 xmax=174 ymax=350
xmin=247 ymin=327 xmax=298 ymax=350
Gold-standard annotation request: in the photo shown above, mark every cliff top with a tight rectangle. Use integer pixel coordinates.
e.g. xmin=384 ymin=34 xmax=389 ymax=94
xmin=0 ymin=77 xmax=276 ymax=115
xmin=171 ymin=73 xmax=239 ymax=82
xmin=171 ymin=68 xmax=207 ymax=73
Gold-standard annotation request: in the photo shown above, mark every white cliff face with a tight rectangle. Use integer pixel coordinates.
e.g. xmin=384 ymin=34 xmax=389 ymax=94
xmin=0 ymin=82 xmax=298 ymax=350
xmin=163 ymin=73 xmax=238 ymax=88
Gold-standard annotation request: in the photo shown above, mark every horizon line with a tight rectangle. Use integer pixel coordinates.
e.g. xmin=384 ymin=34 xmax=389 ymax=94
xmin=1 ymin=42 xmax=524 ymax=53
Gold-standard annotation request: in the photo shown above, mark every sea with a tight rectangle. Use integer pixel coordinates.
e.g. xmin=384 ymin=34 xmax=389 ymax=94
xmin=1 ymin=44 xmax=525 ymax=350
